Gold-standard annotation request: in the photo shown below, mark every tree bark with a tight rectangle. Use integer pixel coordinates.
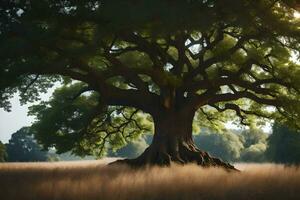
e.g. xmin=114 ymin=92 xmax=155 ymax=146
xmin=112 ymin=109 xmax=239 ymax=171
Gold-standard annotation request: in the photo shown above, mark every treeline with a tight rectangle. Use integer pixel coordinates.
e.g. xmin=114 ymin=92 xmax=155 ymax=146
xmin=0 ymin=127 xmax=92 ymax=162
xmin=1 ymin=123 xmax=300 ymax=164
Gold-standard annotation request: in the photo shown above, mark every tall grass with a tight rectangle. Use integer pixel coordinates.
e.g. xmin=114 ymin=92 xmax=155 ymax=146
xmin=0 ymin=159 xmax=300 ymax=200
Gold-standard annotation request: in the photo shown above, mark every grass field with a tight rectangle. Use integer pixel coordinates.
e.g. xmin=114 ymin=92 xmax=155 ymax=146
xmin=0 ymin=159 xmax=300 ymax=200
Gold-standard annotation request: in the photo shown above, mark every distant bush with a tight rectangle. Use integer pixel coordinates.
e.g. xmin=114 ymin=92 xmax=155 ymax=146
xmin=0 ymin=141 xmax=7 ymax=162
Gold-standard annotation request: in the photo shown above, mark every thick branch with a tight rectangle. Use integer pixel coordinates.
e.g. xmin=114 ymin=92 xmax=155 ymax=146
xmin=119 ymin=32 xmax=177 ymax=68
xmin=104 ymin=54 xmax=149 ymax=92
xmin=208 ymin=91 xmax=281 ymax=106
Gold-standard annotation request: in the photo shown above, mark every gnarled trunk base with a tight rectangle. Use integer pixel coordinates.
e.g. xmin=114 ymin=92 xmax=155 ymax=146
xmin=111 ymin=141 xmax=239 ymax=171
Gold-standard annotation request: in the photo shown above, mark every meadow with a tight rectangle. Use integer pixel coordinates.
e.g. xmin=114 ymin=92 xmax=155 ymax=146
xmin=0 ymin=159 xmax=300 ymax=200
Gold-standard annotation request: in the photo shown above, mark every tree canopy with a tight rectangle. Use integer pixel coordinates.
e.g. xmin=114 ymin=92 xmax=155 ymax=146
xmin=5 ymin=127 xmax=48 ymax=162
xmin=0 ymin=0 xmax=300 ymax=162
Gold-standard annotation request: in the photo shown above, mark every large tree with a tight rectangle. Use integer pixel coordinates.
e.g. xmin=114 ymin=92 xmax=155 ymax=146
xmin=1 ymin=0 xmax=300 ymax=169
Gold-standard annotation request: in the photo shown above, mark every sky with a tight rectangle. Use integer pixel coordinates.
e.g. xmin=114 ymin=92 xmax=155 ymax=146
xmin=0 ymin=89 xmax=56 ymax=143
xmin=0 ymin=95 xmax=34 ymax=143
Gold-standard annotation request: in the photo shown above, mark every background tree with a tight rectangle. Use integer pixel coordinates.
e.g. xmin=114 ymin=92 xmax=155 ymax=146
xmin=111 ymin=137 xmax=149 ymax=159
xmin=0 ymin=141 xmax=7 ymax=162
xmin=266 ymin=123 xmax=300 ymax=164
xmin=239 ymin=128 xmax=267 ymax=162
xmin=194 ymin=130 xmax=244 ymax=162
xmin=240 ymin=143 xmax=267 ymax=162
xmin=1 ymin=0 xmax=300 ymax=168
xmin=6 ymin=127 xmax=48 ymax=162
xmin=193 ymin=128 xmax=268 ymax=162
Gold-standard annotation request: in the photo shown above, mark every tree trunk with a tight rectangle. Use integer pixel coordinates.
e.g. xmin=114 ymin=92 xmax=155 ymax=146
xmin=112 ymin=110 xmax=238 ymax=171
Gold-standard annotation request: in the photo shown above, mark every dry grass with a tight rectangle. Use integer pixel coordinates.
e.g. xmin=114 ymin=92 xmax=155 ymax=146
xmin=0 ymin=159 xmax=300 ymax=200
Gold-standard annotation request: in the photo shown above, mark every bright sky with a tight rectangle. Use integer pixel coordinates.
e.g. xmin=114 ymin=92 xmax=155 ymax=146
xmin=0 ymin=89 xmax=55 ymax=143
xmin=0 ymin=95 xmax=34 ymax=143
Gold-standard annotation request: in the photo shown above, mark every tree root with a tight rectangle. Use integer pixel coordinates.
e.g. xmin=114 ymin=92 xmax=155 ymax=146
xmin=110 ymin=145 xmax=240 ymax=172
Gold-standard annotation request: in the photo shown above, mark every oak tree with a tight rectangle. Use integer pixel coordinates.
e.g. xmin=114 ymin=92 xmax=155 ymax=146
xmin=1 ymin=0 xmax=300 ymax=169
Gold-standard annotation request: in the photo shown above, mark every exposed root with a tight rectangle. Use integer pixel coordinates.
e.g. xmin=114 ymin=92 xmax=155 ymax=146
xmin=110 ymin=145 xmax=239 ymax=172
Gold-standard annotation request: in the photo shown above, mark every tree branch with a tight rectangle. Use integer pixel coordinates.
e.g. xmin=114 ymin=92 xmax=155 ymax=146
xmin=208 ymin=91 xmax=281 ymax=106
xmin=20 ymin=75 xmax=40 ymax=95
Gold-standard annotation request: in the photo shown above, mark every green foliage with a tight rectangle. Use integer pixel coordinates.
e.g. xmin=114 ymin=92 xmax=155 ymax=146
xmin=195 ymin=129 xmax=244 ymax=162
xmin=29 ymin=83 xmax=101 ymax=155
xmin=0 ymin=0 xmax=299 ymax=158
xmin=239 ymin=128 xmax=268 ymax=162
xmin=240 ymin=143 xmax=267 ymax=162
xmin=194 ymin=128 xmax=268 ymax=162
xmin=5 ymin=127 xmax=48 ymax=162
xmin=29 ymin=83 xmax=152 ymax=157
xmin=266 ymin=123 xmax=300 ymax=164
xmin=0 ymin=141 xmax=7 ymax=162
xmin=240 ymin=128 xmax=268 ymax=148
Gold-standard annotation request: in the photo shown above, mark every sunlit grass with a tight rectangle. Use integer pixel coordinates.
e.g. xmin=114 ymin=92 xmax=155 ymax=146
xmin=0 ymin=160 xmax=300 ymax=200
